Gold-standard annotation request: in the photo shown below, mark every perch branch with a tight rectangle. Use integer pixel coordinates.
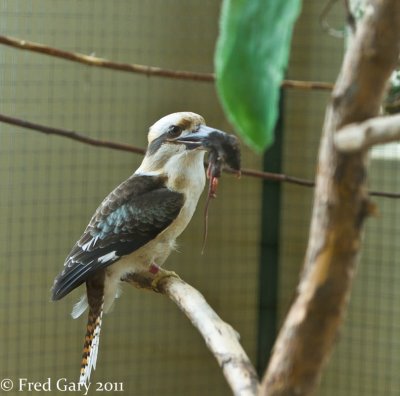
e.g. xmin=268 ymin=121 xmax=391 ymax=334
xmin=123 ymin=270 xmax=259 ymax=396
xmin=261 ymin=1 xmax=400 ymax=395
xmin=334 ymin=114 xmax=400 ymax=152
xmin=0 ymin=34 xmax=333 ymax=91
xmin=2 ymin=111 xmax=400 ymax=199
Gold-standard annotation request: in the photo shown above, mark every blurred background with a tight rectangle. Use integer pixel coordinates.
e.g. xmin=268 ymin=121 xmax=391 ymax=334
xmin=0 ymin=1 xmax=398 ymax=395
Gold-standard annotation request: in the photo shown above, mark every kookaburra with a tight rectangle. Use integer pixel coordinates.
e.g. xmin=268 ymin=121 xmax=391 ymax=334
xmin=51 ymin=112 xmax=232 ymax=384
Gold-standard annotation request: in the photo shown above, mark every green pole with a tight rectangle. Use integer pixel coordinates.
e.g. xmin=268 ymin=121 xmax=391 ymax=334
xmin=256 ymin=94 xmax=284 ymax=375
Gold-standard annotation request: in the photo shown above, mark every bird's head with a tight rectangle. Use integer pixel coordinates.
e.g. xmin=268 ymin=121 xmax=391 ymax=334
xmin=137 ymin=112 xmax=218 ymax=174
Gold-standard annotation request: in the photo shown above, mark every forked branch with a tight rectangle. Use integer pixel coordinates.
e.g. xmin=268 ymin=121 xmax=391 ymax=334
xmin=335 ymin=114 xmax=400 ymax=152
xmin=260 ymin=1 xmax=400 ymax=395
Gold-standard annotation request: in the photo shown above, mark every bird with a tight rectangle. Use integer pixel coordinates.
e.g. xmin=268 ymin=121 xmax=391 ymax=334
xmin=51 ymin=112 xmax=228 ymax=384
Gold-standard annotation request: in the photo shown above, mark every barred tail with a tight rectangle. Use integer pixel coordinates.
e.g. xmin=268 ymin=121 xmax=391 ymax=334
xmin=79 ymin=299 xmax=104 ymax=385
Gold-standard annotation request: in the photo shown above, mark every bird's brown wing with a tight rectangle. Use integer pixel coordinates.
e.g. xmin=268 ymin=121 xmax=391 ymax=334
xmin=52 ymin=174 xmax=184 ymax=300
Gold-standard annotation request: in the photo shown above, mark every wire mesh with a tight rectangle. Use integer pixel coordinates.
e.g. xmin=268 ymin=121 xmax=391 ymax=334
xmin=0 ymin=2 xmax=261 ymax=395
xmin=1 ymin=1 xmax=399 ymax=396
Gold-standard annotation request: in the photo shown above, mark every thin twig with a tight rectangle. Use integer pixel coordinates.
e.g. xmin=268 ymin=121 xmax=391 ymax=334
xmin=282 ymin=79 xmax=334 ymax=91
xmin=344 ymin=0 xmax=357 ymax=33
xmin=1 ymin=112 xmax=399 ymax=199
xmin=225 ymin=167 xmax=315 ymax=187
xmin=0 ymin=34 xmax=334 ymax=91
xmin=320 ymin=0 xmax=346 ymax=38
xmin=0 ymin=113 xmax=145 ymax=155
xmin=123 ymin=270 xmax=259 ymax=396
xmin=0 ymin=35 xmax=213 ymax=83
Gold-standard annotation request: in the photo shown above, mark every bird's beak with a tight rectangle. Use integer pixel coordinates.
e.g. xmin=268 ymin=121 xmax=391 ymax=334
xmin=168 ymin=125 xmax=217 ymax=150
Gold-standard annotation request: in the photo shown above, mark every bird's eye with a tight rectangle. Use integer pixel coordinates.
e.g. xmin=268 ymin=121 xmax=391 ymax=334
xmin=168 ymin=125 xmax=182 ymax=138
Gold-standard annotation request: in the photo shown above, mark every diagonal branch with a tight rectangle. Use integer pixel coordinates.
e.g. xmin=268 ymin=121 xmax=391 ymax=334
xmin=0 ymin=112 xmax=146 ymax=155
xmin=0 ymin=35 xmax=213 ymax=82
xmin=0 ymin=34 xmax=333 ymax=91
xmin=334 ymin=113 xmax=400 ymax=152
xmin=123 ymin=270 xmax=259 ymax=396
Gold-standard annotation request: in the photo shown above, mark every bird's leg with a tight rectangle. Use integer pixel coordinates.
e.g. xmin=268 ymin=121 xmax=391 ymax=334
xmin=149 ymin=263 xmax=161 ymax=274
xmin=149 ymin=263 xmax=180 ymax=291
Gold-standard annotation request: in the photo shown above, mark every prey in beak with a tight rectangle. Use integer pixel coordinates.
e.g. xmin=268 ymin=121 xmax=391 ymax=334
xmin=169 ymin=125 xmax=241 ymax=176
xmin=170 ymin=125 xmax=241 ymax=253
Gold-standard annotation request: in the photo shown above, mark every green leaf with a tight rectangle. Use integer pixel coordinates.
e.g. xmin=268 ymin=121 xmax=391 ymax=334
xmin=215 ymin=0 xmax=301 ymax=152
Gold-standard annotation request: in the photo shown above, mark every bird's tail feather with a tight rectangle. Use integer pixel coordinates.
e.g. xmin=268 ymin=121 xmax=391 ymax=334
xmin=71 ymin=294 xmax=88 ymax=319
xmin=79 ymin=298 xmax=104 ymax=385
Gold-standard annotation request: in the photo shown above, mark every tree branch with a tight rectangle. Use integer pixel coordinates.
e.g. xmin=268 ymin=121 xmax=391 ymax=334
xmin=260 ymin=1 xmax=400 ymax=395
xmin=334 ymin=113 xmax=400 ymax=152
xmin=2 ymin=111 xmax=400 ymax=199
xmin=122 ymin=270 xmax=259 ymax=396
xmin=0 ymin=34 xmax=333 ymax=91
xmin=0 ymin=113 xmax=146 ymax=155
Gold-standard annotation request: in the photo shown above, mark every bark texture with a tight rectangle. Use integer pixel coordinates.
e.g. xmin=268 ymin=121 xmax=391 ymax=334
xmin=260 ymin=1 xmax=400 ymax=395
xmin=335 ymin=114 xmax=400 ymax=152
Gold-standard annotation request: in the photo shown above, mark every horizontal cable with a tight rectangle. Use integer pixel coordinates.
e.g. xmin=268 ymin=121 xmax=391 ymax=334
xmin=1 ymin=112 xmax=398 ymax=199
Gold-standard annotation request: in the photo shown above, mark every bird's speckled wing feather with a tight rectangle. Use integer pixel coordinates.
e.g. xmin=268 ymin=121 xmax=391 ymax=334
xmin=52 ymin=174 xmax=184 ymax=300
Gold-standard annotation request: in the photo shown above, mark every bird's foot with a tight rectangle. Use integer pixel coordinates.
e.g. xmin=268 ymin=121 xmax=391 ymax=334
xmin=149 ymin=263 xmax=161 ymax=274
xmin=149 ymin=264 xmax=180 ymax=291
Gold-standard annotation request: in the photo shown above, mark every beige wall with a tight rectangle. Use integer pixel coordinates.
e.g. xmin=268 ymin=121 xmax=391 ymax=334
xmin=2 ymin=2 xmax=398 ymax=395
xmin=0 ymin=2 xmax=262 ymax=395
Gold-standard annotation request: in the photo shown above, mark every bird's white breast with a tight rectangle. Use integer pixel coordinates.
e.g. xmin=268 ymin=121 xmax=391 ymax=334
xmin=102 ymin=150 xmax=206 ymax=312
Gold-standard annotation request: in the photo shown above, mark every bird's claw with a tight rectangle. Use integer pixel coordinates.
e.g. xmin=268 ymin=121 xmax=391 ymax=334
xmin=151 ymin=269 xmax=180 ymax=291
